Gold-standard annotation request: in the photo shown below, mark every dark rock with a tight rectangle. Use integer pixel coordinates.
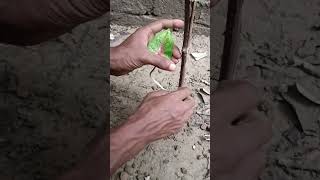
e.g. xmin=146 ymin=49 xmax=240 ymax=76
xmin=181 ymin=167 xmax=188 ymax=174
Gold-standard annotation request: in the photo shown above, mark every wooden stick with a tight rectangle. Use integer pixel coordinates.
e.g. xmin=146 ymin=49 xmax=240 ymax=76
xmin=179 ymin=0 xmax=196 ymax=87
xmin=219 ymin=0 xmax=244 ymax=81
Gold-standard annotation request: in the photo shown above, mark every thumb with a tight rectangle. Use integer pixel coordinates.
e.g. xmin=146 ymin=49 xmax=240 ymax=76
xmin=145 ymin=52 xmax=177 ymax=71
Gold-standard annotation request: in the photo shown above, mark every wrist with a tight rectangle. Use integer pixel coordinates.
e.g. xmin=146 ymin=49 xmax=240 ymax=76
xmin=110 ymin=46 xmax=129 ymax=76
xmin=110 ymin=116 xmax=149 ymax=174
xmin=113 ymin=115 xmax=150 ymax=145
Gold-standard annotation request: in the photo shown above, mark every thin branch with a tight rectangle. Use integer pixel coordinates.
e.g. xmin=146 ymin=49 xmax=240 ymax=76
xmin=219 ymin=0 xmax=244 ymax=81
xmin=179 ymin=0 xmax=196 ymax=87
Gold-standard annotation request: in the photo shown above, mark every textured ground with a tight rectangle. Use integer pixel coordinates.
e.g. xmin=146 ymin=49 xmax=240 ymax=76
xmin=0 ymin=16 xmax=108 ymax=180
xmin=213 ymin=0 xmax=320 ymax=179
xmin=110 ymin=25 xmax=210 ymax=180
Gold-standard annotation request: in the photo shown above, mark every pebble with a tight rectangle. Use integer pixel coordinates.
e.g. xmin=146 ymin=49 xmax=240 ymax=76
xmin=192 ymin=145 xmax=196 ymax=150
xmin=181 ymin=176 xmax=193 ymax=180
xmin=200 ymin=124 xmax=207 ymax=130
xmin=181 ymin=167 xmax=188 ymax=174
xmin=120 ymin=172 xmax=129 ymax=180
xmin=196 ymin=155 xmax=202 ymax=160
xmin=163 ymin=159 xmax=170 ymax=164
xmin=124 ymin=165 xmax=135 ymax=175
xmin=132 ymin=162 xmax=136 ymax=168
xmin=136 ymin=175 xmax=144 ymax=180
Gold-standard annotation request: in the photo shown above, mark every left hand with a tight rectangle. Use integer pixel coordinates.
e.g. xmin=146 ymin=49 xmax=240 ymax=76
xmin=110 ymin=19 xmax=184 ymax=76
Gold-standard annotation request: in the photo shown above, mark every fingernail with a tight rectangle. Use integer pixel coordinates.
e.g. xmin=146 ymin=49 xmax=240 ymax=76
xmin=169 ymin=63 xmax=176 ymax=71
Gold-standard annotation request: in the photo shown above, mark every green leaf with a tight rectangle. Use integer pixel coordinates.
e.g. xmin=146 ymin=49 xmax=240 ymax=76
xmin=147 ymin=29 xmax=174 ymax=60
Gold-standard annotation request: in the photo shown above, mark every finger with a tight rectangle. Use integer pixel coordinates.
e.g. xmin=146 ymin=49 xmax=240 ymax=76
xmin=167 ymin=87 xmax=193 ymax=100
xmin=231 ymin=111 xmax=272 ymax=158
xmin=144 ymin=51 xmax=176 ymax=71
xmin=182 ymin=96 xmax=196 ymax=109
xmin=149 ymin=90 xmax=169 ymax=97
xmin=143 ymin=19 xmax=185 ymax=39
xmin=232 ymin=150 xmax=266 ymax=180
xmin=172 ymin=45 xmax=182 ymax=59
xmin=213 ymin=80 xmax=262 ymax=125
xmin=172 ymin=58 xmax=179 ymax=64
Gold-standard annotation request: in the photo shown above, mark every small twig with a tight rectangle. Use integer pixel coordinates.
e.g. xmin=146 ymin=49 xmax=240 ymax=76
xmin=219 ymin=0 xmax=244 ymax=80
xmin=150 ymin=67 xmax=167 ymax=90
xmin=179 ymin=0 xmax=196 ymax=87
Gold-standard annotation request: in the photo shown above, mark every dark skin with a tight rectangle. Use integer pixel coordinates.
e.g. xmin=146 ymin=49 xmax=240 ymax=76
xmin=213 ymin=80 xmax=272 ymax=180
xmin=1 ymin=0 xmax=272 ymax=179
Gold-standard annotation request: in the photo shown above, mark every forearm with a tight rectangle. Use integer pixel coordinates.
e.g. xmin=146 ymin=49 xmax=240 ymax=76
xmin=110 ymin=116 xmax=149 ymax=174
xmin=110 ymin=46 xmax=130 ymax=76
xmin=0 ymin=0 xmax=109 ymax=45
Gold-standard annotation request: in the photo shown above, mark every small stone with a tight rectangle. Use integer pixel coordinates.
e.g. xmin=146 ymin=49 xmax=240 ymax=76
xmin=124 ymin=165 xmax=135 ymax=175
xmin=163 ymin=159 xmax=170 ymax=164
xmin=132 ymin=162 xmax=136 ymax=168
xmin=192 ymin=145 xmax=196 ymax=150
xmin=136 ymin=175 xmax=144 ymax=180
xmin=200 ymin=124 xmax=207 ymax=130
xmin=120 ymin=172 xmax=129 ymax=180
xmin=181 ymin=167 xmax=188 ymax=174
xmin=181 ymin=176 xmax=193 ymax=180
xmin=296 ymin=40 xmax=316 ymax=58
xmin=196 ymin=155 xmax=202 ymax=160
xmin=144 ymin=176 xmax=150 ymax=180
xmin=110 ymin=33 xmax=115 ymax=40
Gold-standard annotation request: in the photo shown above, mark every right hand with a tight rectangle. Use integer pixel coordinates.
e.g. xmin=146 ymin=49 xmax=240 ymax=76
xmin=213 ymin=80 xmax=272 ymax=180
xmin=127 ymin=87 xmax=196 ymax=143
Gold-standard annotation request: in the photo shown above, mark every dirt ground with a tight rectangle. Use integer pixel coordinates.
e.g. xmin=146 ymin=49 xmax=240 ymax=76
xmin=0 ymin=0 xmax=319 ymax=179
xmin=213 ymin=0 xmax=320 ymax=180
xmin=110 ymin=25 xmax=210 ymax=180
xmin=0 ymin=16 xmax=108 ymax=180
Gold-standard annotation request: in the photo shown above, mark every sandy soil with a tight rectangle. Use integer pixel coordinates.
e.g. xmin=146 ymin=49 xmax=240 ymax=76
xmin=0 ymin=16 xmax=108 ymax=180
xmin=213 ymin=0 xmax=320 ymax=180
xmin=110 ymin=25 xmax=210 ymax=180
xmin=0 ymin=0 xmax=318 ymax=179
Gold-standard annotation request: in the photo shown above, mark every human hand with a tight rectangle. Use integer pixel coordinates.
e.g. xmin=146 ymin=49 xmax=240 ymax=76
xmin=110 ymin=19 xmax=184 ymax=76
xmin=127 ymin=87 xmax=195 ymax=143
xmin=212 ymin=80 xmax=272 ymax=180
